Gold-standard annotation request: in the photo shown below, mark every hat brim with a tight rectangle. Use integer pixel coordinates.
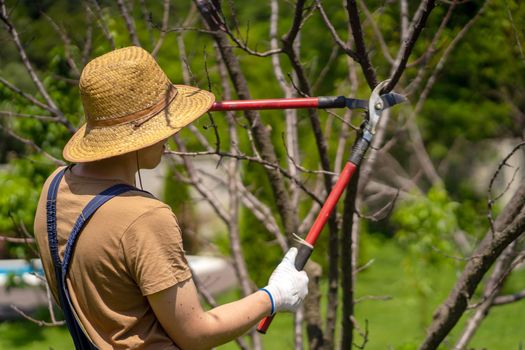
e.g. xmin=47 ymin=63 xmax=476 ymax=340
xmin=63 ymin=85 xmax=215 ymax=162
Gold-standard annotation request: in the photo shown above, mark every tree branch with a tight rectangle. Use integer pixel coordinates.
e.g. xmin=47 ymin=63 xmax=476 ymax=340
xmin=345 ymin=0 xmax=378 ymax=88
xmin=419 ymin=183 xmax=525 ymax=349
xmin=117 ymin=0 xmax=141 ymax=46
xmin=0 ymin=1 xmax=63 ymax=115
xmin=151 ymin=0 xmax=170 ymax=57
xmin=386 ymin=0 xmax=436 ymax=92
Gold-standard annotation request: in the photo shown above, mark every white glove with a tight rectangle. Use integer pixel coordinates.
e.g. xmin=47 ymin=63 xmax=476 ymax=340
xmin=261 ymin=247 xmax=309 ymax=314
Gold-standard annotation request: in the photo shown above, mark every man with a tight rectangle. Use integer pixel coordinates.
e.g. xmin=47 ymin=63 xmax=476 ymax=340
xmin=33 ymin=46 xmax=308 ymax=349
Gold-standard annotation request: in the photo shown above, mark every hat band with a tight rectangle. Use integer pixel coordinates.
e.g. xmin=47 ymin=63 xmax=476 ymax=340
xmin=88 ymin=85 xmax=178 ymax=128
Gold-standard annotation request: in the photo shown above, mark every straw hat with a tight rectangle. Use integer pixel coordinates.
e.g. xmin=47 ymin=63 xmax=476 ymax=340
xmin=63 ymin=46 xmax=215 ymax=162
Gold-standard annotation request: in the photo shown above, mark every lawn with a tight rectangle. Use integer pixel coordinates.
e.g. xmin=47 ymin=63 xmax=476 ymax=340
xmin=1 ymin=238 xmax=523 ymax=349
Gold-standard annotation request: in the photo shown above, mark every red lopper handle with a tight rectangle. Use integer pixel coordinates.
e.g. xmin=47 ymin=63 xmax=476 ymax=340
xmin=257 ymin=161 xmax=358 ymax=334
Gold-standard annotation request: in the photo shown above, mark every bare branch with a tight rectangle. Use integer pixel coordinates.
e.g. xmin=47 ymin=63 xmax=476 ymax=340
xmin=151 ymin=0 xmax=170 ymax=57
xmin=0 ymin=78 xmax=74 ymax=135
xmin=117 ymin=0 xmax=141 ymax=46
xmin=419 ymin=182 xmax=525 ymax=349
xmin=488 ymin=142 xmax=525 ymax=236
xmin=354 ymin=295 xmax=392 ymax=303
xmin=386 ymin=0 xmax=436 ymax=92
xmin=270 ymin=0 xmax=301 ymax=210
xmin=454 ymin=242 xmax=522 ymax=349
xmin=10 ymin=305 xmax=65 ymax=327
xmin=0 ymin=235 xmax=36 ymax=244
xmin=316 ymin=0 xmax=358 ymax=61
xmin=170 ymin=139 xmax=229 ymax=223
xmin=82 ymin=10 xmax=94 ymax=66
xmin=350 ymin=316 xmax=369 ymax=350
xmin=493 ymin=289 xmax=525 ymax=306
xmin=165 ymin=149 xmax=322 ymax=205
xmin=0 ymin=124 xmax=65 ymax=165
xmin=0 ymin=1 xmax=62 ymax=114
xmin=505 ymin=0 xmax=525 ymax=67
xmin=406 ymin=0 xmax=456 ymax=72
xmin=0 ymin=111 xmax=58 ymax=123
xmin=311 ymin=45 xmax=340 ymax=93
xmin=400 ymin=0 xmax=409 ymax=43
xmin=346 ymin=0 xmax=378 ymax=87
xmin=84 ymin=0 xmax=115 ymax=49
xmin=357 ymin=0 xmax=394 ymax=64
xmin=198 ymin=168 xmax=288 ymax=252
xmin=41 ymin=12 xmax=80 ymax=77
xmin=139 ymin=0 xmax=154 ymax=46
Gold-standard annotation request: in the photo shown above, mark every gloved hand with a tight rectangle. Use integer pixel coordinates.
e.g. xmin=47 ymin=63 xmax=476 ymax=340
xmin=261 ymin=247 xmax=309 ymax=314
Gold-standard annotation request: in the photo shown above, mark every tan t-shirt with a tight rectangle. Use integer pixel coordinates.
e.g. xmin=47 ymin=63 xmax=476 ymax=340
xmin=34 ymin=166 xmax=191 ymax=349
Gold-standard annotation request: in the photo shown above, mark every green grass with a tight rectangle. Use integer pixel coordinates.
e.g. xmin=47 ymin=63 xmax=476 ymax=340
xmin=1 ymin=238 xmax=524 ymax=349
xmin=0 ymin=321 xmax=73 ymax=350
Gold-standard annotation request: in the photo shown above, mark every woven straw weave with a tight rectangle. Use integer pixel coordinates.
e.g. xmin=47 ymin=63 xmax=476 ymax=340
xmin=63 ymin=46 xmax=215 ymax=162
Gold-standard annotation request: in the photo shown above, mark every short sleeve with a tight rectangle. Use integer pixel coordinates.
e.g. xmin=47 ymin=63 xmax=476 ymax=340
xmin=120 ymin=206 xmax=192 ymax=296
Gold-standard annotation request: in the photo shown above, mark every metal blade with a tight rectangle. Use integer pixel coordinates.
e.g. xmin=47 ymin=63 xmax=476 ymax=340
xmin=345 ymin=93 xmax=406 ymax=111
xmin=381 ymin=92 xmax=407 ymax=109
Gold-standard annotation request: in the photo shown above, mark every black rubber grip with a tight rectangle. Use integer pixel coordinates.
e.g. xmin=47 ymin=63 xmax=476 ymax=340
xmin=295 ymin=243 xmax=313 ymax=270
xmin=348 ymin=137 xmax=370 ymax=165
xmin=318 ymin=96 xmax=347 ymax=109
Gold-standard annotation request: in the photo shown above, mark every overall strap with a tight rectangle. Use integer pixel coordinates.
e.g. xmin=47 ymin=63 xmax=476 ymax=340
xmin=46 ymin=167 xmax=142 ymax=350
xmin=61 ymin=183 xmax=136 ymax=282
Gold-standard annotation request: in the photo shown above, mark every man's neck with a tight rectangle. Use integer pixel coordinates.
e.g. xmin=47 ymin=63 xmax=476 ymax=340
xmin=72 ymin=154 xmax=137 ymax=186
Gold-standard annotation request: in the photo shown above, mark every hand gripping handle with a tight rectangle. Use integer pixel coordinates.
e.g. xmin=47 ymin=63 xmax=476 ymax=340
xmin=256 ymin=243 xmax=313 ymax=334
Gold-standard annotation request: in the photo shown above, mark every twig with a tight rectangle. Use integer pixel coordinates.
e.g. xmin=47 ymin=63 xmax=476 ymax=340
xmin=406 ymin=0 xmax=456 ymax=73
xmin=400 ymin=0 xmax=409 ymax=43
xmin=357 ymin=0 xmax=394 ymax=64
xmin=0 ymin=111 xmax=57 ymax=122
xmin=84 ymin=0 xmax=115 ymax=49
xmin=493 ymin=289 xmax=525 ymax=306
xmin=0 ymin=0 xmax=62 ymax=114
xmin=172 ymin=136 xmax=229 ymax=222
xmin=139 ymin=0 xmax=154 ymax=46
xmin=203 ymin=47 xmax=221 ymax=154
xmin=0 ymin=77 xmax=74 ymax=133
xmin=355 ymin=189 xmax=399 ymax=222
xmin=504 ymin=0 xmax=525 ymax=67
xmin=350 ymin=316 xmax=369 ymax=350
xmin=0 ymin=124 xmax=65 ymax=165
xmin=346 ymin=0 xmax=378 ymax=88
xmin=354 ymin=295 xmax=392 ymax=303
xmin=281 ymin=134 xmax=337 ymax=176
xmin=311 ymin=45 xmax=340 ymax=92
xmin=488 ymin=142 xmax=525 ymax=236
xmin=0 ymin=235 xmax=36 ymax=244
xmin=354 ymin=259 xmax=375 ymax=275
xmin=208 ymin=0 xmax=282 ymax=57
xmin=467 ymin=252 xmax=525 ymax=310
xmin=116 ymin=0 xmax=141 ymax=46
xmin=82 ymin=10 xmax=93 ymax=67
xmin=316 ymin=0 xmax=358 ymax=61
xmin=386 ymin=0 xmax=436 ymax=92
xmin=151 ymin=0 xmax=170 ymax=57
xmin=10 ymin=305 xmax=65 ymax=327
xmin=165 ymin=149 xmax=322 ymax=205
xmin=41 ymin=12 xmax=80 ymax=76
xmin=198 ymin=168 xmax=287 ymax=252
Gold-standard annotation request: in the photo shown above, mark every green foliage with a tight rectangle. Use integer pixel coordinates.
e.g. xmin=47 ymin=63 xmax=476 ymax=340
xmin=391 ymin=186 xmax=463 ymax=319
xmin=0 ymin=156 xmax=53 ymax=236
xmin=393 ymin=186 xmax=460 ymax=261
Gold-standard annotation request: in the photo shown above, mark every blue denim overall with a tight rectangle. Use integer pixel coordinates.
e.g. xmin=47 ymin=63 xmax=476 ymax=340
xmin=46 ymin=167 xmax=140 ymax=349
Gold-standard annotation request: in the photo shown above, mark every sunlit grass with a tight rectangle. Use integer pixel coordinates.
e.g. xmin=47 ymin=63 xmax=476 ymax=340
xmin=1 ymin=239 xmax=523 ymax=349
